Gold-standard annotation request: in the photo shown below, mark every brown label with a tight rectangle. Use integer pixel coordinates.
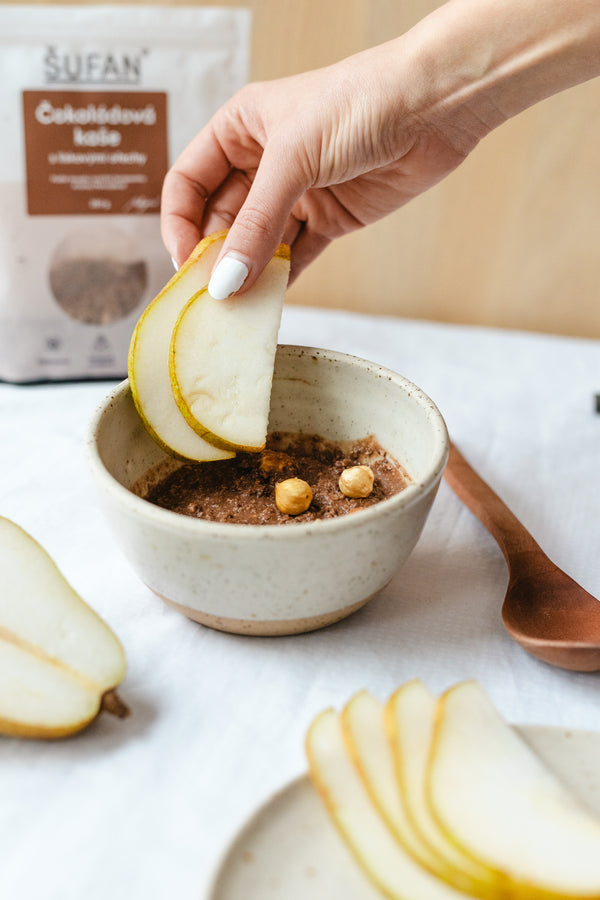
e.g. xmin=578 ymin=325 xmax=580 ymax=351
xmin=22 ymin=90 xmax=168 ymax=215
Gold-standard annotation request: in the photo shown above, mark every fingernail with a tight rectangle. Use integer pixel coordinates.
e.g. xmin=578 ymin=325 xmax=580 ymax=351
xmin=208 ymin=254 xmax=249 ymax=300
xmin=171 ymin=256 xmax=179 ymax=271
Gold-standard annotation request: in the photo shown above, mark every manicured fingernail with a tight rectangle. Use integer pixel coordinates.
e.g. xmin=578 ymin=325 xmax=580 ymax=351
xmin=208 ymin=254 xmax=249 ymax=300
xmin=171 ymin=256 xmax=179 ymax=271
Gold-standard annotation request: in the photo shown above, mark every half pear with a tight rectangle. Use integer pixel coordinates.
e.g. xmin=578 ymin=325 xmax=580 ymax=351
xmin=0 ymin=517 xmax=127 ymax=739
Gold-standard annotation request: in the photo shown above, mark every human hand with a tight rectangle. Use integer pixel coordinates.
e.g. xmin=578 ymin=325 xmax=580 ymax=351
xmin=160 ymin=41 xmax=478 ymax=298
xmin=161 ymin=0 xmax=600 ymax=299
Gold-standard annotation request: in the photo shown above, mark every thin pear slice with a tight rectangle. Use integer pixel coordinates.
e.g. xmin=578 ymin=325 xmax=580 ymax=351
xmin=342 ymin=689 xmax=494 ymax=899
xmin=128 ymin=230 xmax=235 ymax=461
xmin=429 ymin=680 xmax=600 ymax=899
xmin=306 ymin=707 xmax=468 ymax=900
xmin=341 ymin=691 xmax=438 ymax=866
xmin=0 ymin=517 xmax=127 ymax=739
xmin=169 ymin=246 xmax=290 ymax=452
xmin=385 ymin=681 xmax=505 ymax=897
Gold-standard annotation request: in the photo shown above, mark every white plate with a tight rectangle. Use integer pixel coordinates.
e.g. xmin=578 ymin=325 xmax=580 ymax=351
xmin=204 ymin=726 xmax=600 ymax=900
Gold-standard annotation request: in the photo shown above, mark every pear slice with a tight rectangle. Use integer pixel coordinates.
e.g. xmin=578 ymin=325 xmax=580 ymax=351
xmin=341 ymin=691 xmax=437 ymax=866
xmin=342 ymin=689 xmax=495 ymax=899
xmin=0 ymin=517 xmax=127 ymax=739
xmin=128 ymin=230 xmax=235 ymax=461
xmin=428 ymin=680 xmax=600 ymax=899
xmin=169 ymin=245 xmax=291 ymax=452
xmin=385 ymin=681 xmax=504 ymax=897
xmin=306 ymin=706 xmax=467 ymax=900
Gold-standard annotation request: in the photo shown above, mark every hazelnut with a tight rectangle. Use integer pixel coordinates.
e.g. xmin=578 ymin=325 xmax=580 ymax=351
xmin=259 ymin=450 xmax=294 ymax=476
xmin=275 ymin=477 xmax=313 ymax=515
xmin=339 ymin=465 xmax=375 ymax=499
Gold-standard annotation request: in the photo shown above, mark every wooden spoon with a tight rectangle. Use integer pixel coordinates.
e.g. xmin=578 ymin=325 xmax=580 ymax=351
xmin=443 ymin=441 xmax=600 ymax=672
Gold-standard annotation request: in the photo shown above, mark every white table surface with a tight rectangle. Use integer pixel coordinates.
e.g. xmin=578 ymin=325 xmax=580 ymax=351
xmin=1 ymin=305 xmax=599 ymax=900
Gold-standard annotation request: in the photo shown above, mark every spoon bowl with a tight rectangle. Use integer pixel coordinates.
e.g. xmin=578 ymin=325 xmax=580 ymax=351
xmin=444 ymin=442 xmax=600 ymax=672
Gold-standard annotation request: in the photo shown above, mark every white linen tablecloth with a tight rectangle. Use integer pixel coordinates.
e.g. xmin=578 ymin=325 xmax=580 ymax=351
xmin=1 ymin=305 xmax=599 ymax=900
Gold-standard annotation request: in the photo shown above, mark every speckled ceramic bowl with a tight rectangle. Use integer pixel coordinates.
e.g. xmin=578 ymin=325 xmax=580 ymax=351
xmin=86 ymin=345 xmax=448 ymax=636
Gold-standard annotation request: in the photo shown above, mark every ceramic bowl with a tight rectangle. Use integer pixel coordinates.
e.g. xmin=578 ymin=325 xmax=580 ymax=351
xmin=85 ymin=345 xmax=448 ymax=636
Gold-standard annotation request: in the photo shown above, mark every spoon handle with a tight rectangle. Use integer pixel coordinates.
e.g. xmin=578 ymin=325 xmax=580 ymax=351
xmin=444 ymin=442 xmax=542 ymax=563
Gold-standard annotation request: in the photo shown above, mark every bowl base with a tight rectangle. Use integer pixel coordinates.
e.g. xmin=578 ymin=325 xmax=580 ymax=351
xmin=153 ymin=591 xmax=371 ymax=636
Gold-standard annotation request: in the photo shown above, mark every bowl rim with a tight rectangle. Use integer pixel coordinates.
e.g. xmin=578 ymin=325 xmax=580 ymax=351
xmin=85 ymin=344 xmax=449 ymax=540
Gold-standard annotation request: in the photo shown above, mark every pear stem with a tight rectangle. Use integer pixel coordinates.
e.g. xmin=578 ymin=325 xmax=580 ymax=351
xmin=101 ymin=690 xmax=130 ymax=719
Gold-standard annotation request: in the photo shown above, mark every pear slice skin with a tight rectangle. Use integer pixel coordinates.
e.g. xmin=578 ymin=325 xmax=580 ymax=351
xmin=0 ymin=517 xmax=127 ymax=739
xmin=306 ymin=706 xmax=469 ymax=900
xmin=128 ymin=230 xmax=235 ymax=462
xmin=169 ymin=245 xmax=290 ymax=453
xmin=428 ymin=680 xmax=600 ymax=899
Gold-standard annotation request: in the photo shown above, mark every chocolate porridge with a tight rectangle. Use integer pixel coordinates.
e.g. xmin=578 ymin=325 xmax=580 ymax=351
xmin=135 ymin=432 xmax=410 ymax=525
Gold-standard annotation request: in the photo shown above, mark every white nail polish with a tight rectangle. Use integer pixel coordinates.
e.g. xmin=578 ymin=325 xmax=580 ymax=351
xmin=208 ymin=255 xmax=249 ymax=300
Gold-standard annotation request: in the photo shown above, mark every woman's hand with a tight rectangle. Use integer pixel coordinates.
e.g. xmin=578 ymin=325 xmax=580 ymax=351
xmin=160 ymin=42 xmax=478 ymax=296
xmin=161 ymin=0 xmax=600 ymax=299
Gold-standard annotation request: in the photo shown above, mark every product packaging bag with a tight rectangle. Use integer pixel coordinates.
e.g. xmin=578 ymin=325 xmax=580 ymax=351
xmin=0 ymin=3 xmax=251 ymax=382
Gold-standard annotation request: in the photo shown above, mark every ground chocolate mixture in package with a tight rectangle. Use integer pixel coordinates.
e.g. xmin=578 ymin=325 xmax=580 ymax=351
xmin=0 ymin=4 xmax=250 ymax=382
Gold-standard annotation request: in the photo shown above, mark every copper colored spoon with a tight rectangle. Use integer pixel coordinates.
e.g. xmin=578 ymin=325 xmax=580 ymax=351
xmin=443 ymin=442 xmax=600 ymax=672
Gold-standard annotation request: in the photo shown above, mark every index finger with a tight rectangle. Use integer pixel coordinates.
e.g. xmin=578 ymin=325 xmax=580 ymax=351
xmin=161 ymin=123 xmax=232 ymax=266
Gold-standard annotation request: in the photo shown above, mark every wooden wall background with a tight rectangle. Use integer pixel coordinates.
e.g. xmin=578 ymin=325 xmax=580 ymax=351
xmin=29 ymin=0 xmax=600 ymax=336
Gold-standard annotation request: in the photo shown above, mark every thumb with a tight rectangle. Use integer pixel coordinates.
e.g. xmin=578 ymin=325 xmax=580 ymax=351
xmin=208 ymin=144 xmax=307 ymax=299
